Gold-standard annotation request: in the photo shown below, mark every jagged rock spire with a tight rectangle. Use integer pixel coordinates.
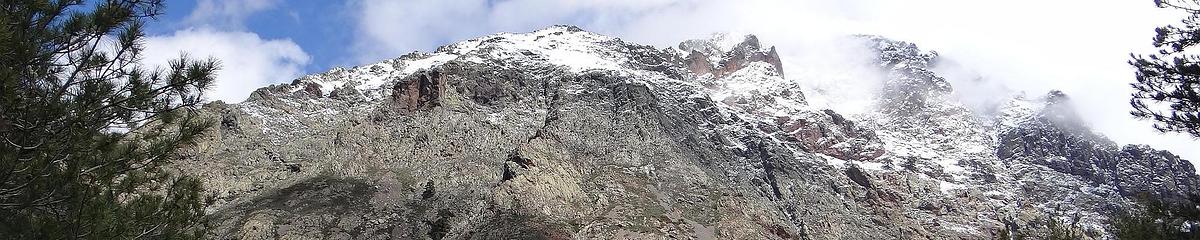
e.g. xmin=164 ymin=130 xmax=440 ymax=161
xmin=679 ymin=34 xmax=785 ymax=78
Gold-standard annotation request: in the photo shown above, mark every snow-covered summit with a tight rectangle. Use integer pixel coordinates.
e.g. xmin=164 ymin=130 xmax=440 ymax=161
xmin=257 ymin=25 xmax=661 ymax=101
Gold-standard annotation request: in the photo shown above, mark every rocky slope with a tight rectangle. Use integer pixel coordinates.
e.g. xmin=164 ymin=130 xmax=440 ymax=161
xmin=174 ymin=25 xmax=1199 ymax=239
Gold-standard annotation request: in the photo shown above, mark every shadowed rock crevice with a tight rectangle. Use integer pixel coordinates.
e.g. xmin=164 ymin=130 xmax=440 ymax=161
xmin=425 ymin=209 xmax=455 ymax=240
xmin=500 ymin=152 xmax=534 ymax=183
xmin=845 ymin=166 xmax=873 ymax=189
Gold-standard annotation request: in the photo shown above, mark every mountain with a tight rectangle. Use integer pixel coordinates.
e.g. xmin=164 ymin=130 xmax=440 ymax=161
xmin=173 ymin=25 xmax=1199 ymax=239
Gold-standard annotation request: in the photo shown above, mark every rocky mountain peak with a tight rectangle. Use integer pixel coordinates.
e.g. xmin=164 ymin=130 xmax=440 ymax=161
xmin=996 ymin=88 xmax=1200 ymax=206
xmin=1029 ymin=90 xmax=1093 ymax=135
xmin=1043 ymin=89 xmax=1070 ymax=104
xmin=178 ymin=27 xmax=1199 ymax=239
xmin=860 ymin=36 xmax=953 ymax=115
xmin=678 ymin=33 xmax=784 ymax=79
xmin=547 ymin=24 xmax=585 ymax=33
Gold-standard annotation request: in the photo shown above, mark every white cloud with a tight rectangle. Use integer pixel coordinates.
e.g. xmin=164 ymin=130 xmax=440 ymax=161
xmin=141 ymin=0 xmax=310 ymax=103
xmin=350 ymin=0 xmax=1199 ymax=162
xmin=348 ymin=0 xmax=688 ymax=63
xmin=185 ymin=0 xmax=281 ymax=30
xmin=350 ymin=0 xmax=489 ymax=62
xmin=144 ymin=28 xmax=310 ymax=103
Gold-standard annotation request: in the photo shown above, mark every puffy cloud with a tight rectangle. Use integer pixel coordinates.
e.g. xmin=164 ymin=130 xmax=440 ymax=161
xmin=349 ymin=0 xmax=1200 ymax=161
xmin=141 ymin=0 xmax=309 ymax=103
xmin=143 ymin=28 xmax=310 ymax=103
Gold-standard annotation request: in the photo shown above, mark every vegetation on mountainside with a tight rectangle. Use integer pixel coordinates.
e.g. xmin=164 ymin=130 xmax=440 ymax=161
xmin=1 ymin=0 xmax=217 ymax=238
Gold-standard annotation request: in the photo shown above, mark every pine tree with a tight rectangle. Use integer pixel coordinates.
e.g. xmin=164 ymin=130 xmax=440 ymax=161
xmin=1111 ymin=193 xmax=1200 ymax=240
xmin=0 ymin=0 xmax=218 ymax=238
xmin=1131 ymin=0 xmax=1200 ymax=138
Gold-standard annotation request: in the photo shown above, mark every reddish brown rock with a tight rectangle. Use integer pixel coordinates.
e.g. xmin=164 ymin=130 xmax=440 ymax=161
xmin=302 ymin=82 xmax=323 ymax=97
xmin=684 ymin=35 xmax=786 ymax=79
xmin=685 ymin=50 xmax=714 ymax=77
xmin=772 ymin=111 xmax=885 ymax=161
xmin=719 ymin=36 xmax=784 ymax=78
xmin=392 ymin=69 xmax=444 ymax=112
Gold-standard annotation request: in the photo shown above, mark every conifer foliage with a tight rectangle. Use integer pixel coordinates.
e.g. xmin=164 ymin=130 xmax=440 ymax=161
xmin=1131 ymin=0 xmax=1200 ymax=137
xmin=0 ymin=0 xmax=217 ymax=238
xmin=1111 ymin=193 xmax=1200 ymax=240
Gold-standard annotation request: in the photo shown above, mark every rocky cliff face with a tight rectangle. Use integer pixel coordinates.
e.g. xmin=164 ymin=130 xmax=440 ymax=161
xmin=997 ymin=91 xmax=1200 ymax=205
xmin=174 ymin=26 xmax=1199 ymax=239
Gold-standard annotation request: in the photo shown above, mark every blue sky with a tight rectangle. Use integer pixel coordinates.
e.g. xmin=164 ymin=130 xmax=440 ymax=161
xmin=139 ymin=0 xmax=1200 ymax=162
xmin=147 ymin=1 xmax=354 ymax=73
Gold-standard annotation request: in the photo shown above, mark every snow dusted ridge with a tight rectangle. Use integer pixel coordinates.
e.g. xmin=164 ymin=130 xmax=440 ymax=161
xmin=233 ymin=25 xmax=677 ymax=141
xmin=187 ymin=26 xmax=1199 ymax=239
xmin=254 ymin=26 xmax=695 ymax=105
